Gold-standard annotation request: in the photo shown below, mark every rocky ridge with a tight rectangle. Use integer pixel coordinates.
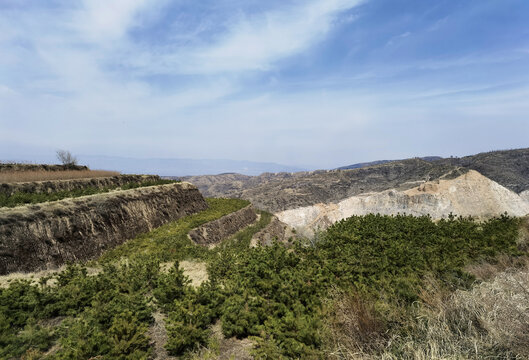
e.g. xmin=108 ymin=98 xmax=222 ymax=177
xmin=180 ymin=148 xmax=529 ymax=221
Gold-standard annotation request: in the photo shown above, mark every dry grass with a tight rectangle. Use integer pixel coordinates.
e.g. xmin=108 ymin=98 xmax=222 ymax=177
xmin=324 ymin=288 xmax=388 ymax=359
xmin=384 ymin=264 xmax=529 ymax=360
xmin=464 ymin=255 xmax=529 ymax=281
xmin=160 ymin=261 xmax=209 ymax=288
xmin=189 ymin=321 xmax=254 ymax=360
xmin=0 ymin=266 xmax=101 ymax=288
xmin=0 ymin=169 xmax=120 ymax=183
xmin=324 ymin=260 xmax=529 ymax=360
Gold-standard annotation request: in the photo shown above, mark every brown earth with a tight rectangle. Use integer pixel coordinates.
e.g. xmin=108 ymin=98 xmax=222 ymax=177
xmin=0 ymin=163 xmax=89 ymax=173
xmin=0 ymin=182 xmax=207 ymax=274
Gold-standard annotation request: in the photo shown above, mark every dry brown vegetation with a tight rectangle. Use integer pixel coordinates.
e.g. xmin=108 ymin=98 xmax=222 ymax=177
xmin=0 ymin=169 xmax=120 ymax=183
xmin=324 ymin=260 xmax=529 ymax=360
xmin=324 ymin=288 xmax=388 ymax=359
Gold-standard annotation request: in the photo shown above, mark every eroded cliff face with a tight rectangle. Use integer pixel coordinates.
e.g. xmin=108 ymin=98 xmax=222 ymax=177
xmin=0 ymin=175 xmax=160 ymax=196
xmin=189 ymin=205 xmax=257 ymax=246
xmin=0 ymin=183 xmax=207 ymax=274
xmin=250 ymin=216 xmax=293 ymax=247
xmin=277 ymin=171 xmax=529 ymax=236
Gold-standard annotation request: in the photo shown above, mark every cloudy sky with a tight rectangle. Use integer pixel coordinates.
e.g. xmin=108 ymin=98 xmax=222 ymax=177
xmin=1 ymin=0 xmax=528 ymax=169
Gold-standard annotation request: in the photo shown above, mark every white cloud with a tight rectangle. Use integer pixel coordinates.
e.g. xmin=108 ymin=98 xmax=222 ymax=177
xmin=137 ymin=0 xmax=365 ymax=74
xmin=195 ymin=0 xmax=363 ymax=72
xmin=0 ymin=84 xmax=17 ymax=96
xmin=72 ymin=0 xmax=151 ymax=43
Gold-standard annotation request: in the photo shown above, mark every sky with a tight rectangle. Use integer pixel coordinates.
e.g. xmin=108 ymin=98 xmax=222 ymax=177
xmin=1 ymin=0 xmax=528 ymax=169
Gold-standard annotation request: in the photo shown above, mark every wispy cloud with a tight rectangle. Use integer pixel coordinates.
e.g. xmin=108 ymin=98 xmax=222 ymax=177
xmin=72 ymin=0 xmax=151 ymax=43
xmin=115 ymin=0 xmax=366 ymax=75
xmin=1 ymin=0 xmax=528 ymax=169
xmin=181 ymin=0 xmax=365 ymax=74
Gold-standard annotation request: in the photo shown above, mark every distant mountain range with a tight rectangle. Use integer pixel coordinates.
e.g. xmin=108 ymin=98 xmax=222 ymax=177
xmin=337 ymin=156 xmax=443 ymax=170
xmin=77 ymin=155 xmax=305 ymax=176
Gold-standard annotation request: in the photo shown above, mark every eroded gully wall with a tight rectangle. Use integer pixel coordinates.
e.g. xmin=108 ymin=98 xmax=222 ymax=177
xmin=0 ymin=182 xmax=207 ymax=274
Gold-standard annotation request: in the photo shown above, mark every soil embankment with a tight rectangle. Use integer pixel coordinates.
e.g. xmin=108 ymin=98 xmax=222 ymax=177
xmin=250 ymin=216 xmax=292 ymax=246
xmin=0 ymin=182 xmax=207 ymax=274
xmin=189 ymin=205 xmax=257 ymax=246
xmin=0 ymin=175 xmax=160 ymax=196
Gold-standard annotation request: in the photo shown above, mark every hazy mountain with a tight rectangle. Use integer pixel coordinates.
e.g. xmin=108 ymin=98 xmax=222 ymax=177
xmin=78 ymin=155 xmax=305 ymax=176
xmin=337 ymin=156 xmax=443 ymax=170
xmin=182 ymin=148 xmax=529 ymax=213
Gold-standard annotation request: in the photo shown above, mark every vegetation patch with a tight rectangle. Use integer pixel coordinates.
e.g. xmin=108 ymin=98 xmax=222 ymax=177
xmin=1 ymin=207 xmax=526 ymax=359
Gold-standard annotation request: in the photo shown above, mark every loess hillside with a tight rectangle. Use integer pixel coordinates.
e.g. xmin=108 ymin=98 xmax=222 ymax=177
xmin=1 ymin=161 xmax=529 ymax=359
xmin=1 ymin=207 xmax=528 ymax=359
xmin=180 ymin=148 xmax=529 ymax=216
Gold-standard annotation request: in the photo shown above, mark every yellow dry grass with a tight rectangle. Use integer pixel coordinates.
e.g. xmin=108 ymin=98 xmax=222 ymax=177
xmin=0 ymin=266 xmax=101 ymax=288
xmin=160 ymin=260 xmax=209 ymax=288
xmin=0 ymin=169 xmax=120 ymax=183
xmin=325 ymin=259 xmax=529 ymax=360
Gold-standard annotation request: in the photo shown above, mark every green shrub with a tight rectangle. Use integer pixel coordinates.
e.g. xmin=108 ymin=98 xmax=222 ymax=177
xmin=1 ymin=204 xmax=523 ymax=359
xmin=108 ymin=311 xmax=151 ymax=359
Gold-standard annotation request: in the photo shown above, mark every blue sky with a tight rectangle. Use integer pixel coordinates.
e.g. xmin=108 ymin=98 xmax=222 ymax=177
xmin=1 ymin=0 xmax=528 ymax=169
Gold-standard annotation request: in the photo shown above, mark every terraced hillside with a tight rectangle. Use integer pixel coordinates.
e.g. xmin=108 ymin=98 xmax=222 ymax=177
xmin=0 ymin=167 xmax=209 ymax=274
xmin=1 ymin=205 xmax=527 ymax=359
xmin=1 ymin=162 xmax=528 ymax=359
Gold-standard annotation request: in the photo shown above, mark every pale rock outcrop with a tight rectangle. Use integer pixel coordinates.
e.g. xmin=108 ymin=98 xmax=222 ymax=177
xmin=521 ymin=190 xmax=529 ymax=204
xmin=277 ymin=171 xmax=529 ymax=235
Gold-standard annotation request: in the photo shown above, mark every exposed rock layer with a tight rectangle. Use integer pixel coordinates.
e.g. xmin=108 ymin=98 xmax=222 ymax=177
xmin=189 ymin=205 xmax=257 ymax=246
xmin=277 ymin=171 xmax=529 ymax=235
xmin=250 ymin=216 xmax=292 ymax=247
xmin=0 ymin=183 xmax=207 ymax=274
xmin=521 ymin=190 xmax=529 ymax=204
xmin=0 ymin=175 xmax=160 ymax=196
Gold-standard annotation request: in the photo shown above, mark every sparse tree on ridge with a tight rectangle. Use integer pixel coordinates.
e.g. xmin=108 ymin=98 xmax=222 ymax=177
xmin=56 ymin=149 xmax=78 ymax=166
